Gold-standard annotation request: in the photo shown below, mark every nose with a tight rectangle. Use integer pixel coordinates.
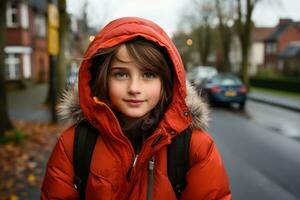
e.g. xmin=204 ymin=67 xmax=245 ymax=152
xmin=128 ymin=77 xmax=141 ymax=95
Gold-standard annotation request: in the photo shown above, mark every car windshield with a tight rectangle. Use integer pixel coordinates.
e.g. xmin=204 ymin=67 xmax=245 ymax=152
xmin=211 ymin=74 xmax=242 ymax=86
xmin=188 ymin=67 xmax=217 ymax=80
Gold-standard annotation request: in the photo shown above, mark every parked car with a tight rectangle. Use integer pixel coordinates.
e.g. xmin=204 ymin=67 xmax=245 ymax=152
xmin=199 ymin=73 xmax=248 ymax=109
xmin=187 ymin=66 xmax=218 ymax=87
xmin=66 ymin=63 xmax=79 ymax=88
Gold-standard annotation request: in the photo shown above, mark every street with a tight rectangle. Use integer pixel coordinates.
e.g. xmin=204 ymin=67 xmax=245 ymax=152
xmin=210 ymin=101 xmax=300 ymax=200
xmin=7 ymin=84 xmax=50 ymax=122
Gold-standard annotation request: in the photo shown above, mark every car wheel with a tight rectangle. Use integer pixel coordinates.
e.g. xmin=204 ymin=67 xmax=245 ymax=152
xmin=239 ymin=101 xmax=246 ymax=110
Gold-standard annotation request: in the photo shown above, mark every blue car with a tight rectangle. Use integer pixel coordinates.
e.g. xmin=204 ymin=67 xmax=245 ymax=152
xmin=199 ymin=73 xmax=248 ymax=109
xmin=66 ymin=64 xmax=79 ymax=88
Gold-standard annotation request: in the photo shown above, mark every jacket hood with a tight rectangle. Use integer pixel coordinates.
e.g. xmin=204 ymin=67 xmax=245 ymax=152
xmin=61 ymin=17 xmax=209 ymax=140
xmin=58 ymin=81 xmax=209 ymax=130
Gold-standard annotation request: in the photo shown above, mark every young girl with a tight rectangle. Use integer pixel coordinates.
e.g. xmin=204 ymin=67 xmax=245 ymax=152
xmin=41 ymin=17 xmax=231 ymax=199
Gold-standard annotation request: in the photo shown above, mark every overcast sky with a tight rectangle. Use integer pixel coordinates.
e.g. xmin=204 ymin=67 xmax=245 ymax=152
xmin=67 ymin=0 xmax=300 ymax=36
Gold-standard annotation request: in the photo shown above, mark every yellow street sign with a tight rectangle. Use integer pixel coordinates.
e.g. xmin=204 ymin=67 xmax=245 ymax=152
xmin=48 ymin=4 xmax=59 ymax=28
xmin=48 ymin=28 xmax=59 ymax=55
xmin=48 ymin=3 xmax=59 ymax=55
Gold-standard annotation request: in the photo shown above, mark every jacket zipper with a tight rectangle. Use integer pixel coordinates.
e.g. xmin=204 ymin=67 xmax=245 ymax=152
xmin=126 ymin=133 xmax=165 ymax=182
xmin=147 ymin=157 xmax=155 ymax=200
xmin=94 ymin=99 xmax=163 ymax=199
xmin=127 ymin=154 xmax=139 ymax=181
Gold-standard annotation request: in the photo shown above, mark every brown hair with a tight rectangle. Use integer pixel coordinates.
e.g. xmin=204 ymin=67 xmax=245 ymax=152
xmin=90 ymin=37 xmax=173 ymax=111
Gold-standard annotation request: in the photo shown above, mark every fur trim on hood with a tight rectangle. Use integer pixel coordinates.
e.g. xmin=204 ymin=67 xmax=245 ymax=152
xmin=57 ymin=81 xmax=210 ymax=130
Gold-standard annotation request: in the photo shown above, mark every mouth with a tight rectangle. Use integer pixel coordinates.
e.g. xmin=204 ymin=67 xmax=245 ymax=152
xmin=124 ymin=99 xmax=145 ymax=103
xmin=123 ymin=99 xmax=146 ymax=106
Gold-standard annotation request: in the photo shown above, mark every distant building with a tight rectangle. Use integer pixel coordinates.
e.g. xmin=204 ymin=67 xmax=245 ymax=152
xmin=264 ymin=18 xmax=300 ymax=75
xmin=230 ymin=18 xmax=300 ymax=77
xmin=5 ymin=0 xmax=48 ymax=86
xmin=278 ymin=41 xmax=300 ymax=76
xmin=249 ymin=27 xmax=275 ymax=75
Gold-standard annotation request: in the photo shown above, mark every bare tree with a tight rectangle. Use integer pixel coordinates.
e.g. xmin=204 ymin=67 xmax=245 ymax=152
xmin=0 ymin=0 xmax=13 ymax=135
xmin=80 ymin=0 xmax=90 ymax=52
xmin=176 ymin=0 xmax=217 ymax=68
xmin=172 ymin=31 xmax=193 ymax=69
xmin=236 ymin=0 xmax=260 ymax=86
xmin=192 ymin=0 xmax=215 ymax=66
xmin=215 ymin=0 xmax=234 ymax=72
xmin=57 ymin=0 xmax=70 ymax=95
xmin=195 ymin=22 xmax=211 ymax=66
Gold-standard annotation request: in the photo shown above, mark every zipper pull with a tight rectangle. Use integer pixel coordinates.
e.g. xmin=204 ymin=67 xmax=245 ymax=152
xmin=148 ymin=157 xmax=155 ymax=171
xmin=147 ymin=157 xmax=155 ymax=200
xmin=133 ymin=154 xmax=139 ymax=167
xmin=127 ymin=154 xmax=139 ymax=182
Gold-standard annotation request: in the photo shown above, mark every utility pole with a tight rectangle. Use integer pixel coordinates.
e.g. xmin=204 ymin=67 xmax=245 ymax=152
xmin=47 ymin=0 xmax=59 ymax=123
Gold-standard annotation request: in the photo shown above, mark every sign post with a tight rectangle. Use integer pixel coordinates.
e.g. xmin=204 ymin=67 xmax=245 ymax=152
xmin=48 ymin=1 xmax=59 ymax=123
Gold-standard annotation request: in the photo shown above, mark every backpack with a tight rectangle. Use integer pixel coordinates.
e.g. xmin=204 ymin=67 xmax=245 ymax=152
xmin=73 ymin=121 xmax=192 ymax=200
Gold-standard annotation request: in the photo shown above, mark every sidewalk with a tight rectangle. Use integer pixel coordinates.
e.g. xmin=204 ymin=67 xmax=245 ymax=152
xmin=248 ymin=90 xmax=300 ymax=113
xmin=8 ymin=83 xmax=51 ymax=122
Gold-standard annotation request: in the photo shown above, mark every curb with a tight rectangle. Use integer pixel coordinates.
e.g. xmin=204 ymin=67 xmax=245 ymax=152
xmin=248 ymin=96 xmax=300 ymax=113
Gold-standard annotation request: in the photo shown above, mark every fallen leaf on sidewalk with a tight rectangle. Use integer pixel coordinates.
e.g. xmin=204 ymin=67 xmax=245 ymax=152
xmin=9 ymin=194 xmax=19 ymax=200
xmin=28 ymin=161 xmax=38 ymax=169
xmin=27 ymin=174 xmax=36 ymax=184
xmin=0 ymin=120 xmax=66 ymax=199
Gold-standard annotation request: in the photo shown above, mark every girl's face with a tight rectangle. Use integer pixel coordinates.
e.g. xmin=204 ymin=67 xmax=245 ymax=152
xmin=108 ymin=45 xmax=162 ymax=122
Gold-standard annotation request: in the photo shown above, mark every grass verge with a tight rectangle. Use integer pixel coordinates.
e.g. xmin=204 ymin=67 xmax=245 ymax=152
xmin=0 ymin=129 xmax=28 ymax=145
xmin=250 ymin=87 xmax=300 ymax=100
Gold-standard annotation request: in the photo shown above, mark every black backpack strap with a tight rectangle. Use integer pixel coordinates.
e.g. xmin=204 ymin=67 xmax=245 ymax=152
xmin=73 ymin=121 xmax=98 ymax=200
xmin=167 ymin=127 xmax=192 ymax=199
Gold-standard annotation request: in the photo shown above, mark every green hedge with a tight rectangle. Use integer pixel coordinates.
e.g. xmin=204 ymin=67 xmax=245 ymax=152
xmin=250 ymin=77 xmax=300 ymax=93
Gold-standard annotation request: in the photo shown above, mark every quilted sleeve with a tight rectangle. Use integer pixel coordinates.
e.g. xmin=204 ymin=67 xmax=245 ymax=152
xmin=180 ymin=130 xmax=232 ymax=200
xmin=41 ymin=127 xmax=79 ymax=200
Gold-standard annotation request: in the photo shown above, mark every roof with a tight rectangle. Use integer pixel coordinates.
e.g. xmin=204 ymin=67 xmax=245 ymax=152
xmin=265 ymin=20 xmax=300 ymax=42
xmin=279 ymin=42 xmax=300 ymax=59
xmin=252 ymin=27 xmax=275 ymax=42
xmin=266 ymin=23 xmax=291 ymax=42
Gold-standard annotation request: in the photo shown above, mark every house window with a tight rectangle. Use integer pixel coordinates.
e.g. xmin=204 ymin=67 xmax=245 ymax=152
xmin=266 ymin=43 xmax=277 ymax=54
xmin=34 ymin=15 xmax=46 ymax=37
xmin=272 ymin=43 xmax=277 ymax=53
xmin=5 ymin=54 xmax=20 ymax=80
xmin=6 ymin=1 xmax=19 ymax=27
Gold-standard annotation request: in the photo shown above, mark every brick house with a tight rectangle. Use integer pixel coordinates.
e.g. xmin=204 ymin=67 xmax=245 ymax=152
xmin=230 ymin=26 xmax=274 ymax=76
xmin=278 ymin=41 xmax=300 ymax=76
xmin=5 ymin=0 xmax=48 ymax=85
xmin=249 ymin=27 xmax=275 ymax=75
xmin=264 ymin=18 xmax=300 ymax=75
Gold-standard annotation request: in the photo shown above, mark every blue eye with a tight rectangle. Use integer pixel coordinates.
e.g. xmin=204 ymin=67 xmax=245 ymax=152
xmin=143 ymin=71 xmax=157 ymax=79
xmin=114 ymin=72 xmax=128 ymax=79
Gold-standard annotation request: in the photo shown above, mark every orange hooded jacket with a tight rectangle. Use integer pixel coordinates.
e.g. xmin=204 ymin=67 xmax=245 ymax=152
xmin=41 ymin=17 xmax=231 ymax=200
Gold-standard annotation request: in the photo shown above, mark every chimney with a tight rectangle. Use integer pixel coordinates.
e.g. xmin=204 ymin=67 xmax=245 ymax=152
xmin=278 ymin=18 xmax=293 ymax=26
